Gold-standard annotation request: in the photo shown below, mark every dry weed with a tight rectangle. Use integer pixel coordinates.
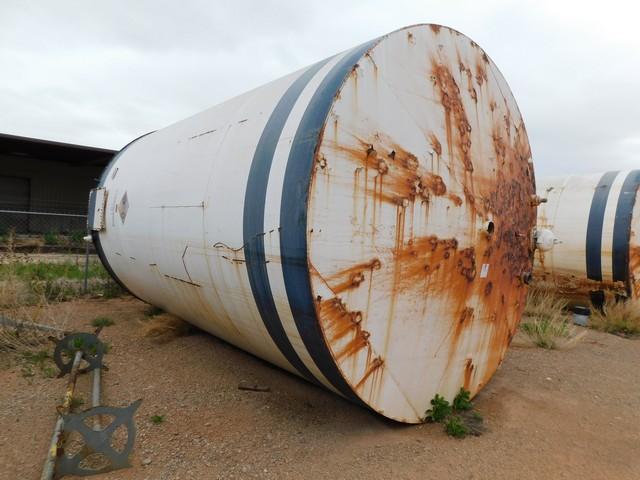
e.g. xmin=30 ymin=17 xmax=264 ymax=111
xmin=590 ymin=298 xmax=640 ymax=337
xmin=141 ymin=313 xmax=192 ymax=342
xmin=518 ymin=287 xmax=584 ymax=349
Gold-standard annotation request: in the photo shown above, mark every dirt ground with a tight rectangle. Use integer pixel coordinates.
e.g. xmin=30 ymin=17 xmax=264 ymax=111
xmin=1 ymin=296 xmax=638 ymax=480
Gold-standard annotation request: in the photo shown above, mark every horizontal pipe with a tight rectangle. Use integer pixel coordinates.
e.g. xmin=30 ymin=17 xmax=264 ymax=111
xmin=0 ymin=315 xmax=67 ymax=334
xmin=0 ymin=209 xmax=87 ymax=218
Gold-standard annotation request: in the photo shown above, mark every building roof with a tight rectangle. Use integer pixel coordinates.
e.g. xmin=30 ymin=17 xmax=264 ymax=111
xmin=0 ymin=132 xmax=117 ymax=167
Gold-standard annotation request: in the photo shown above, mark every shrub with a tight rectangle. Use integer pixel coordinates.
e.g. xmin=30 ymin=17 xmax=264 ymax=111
xmin=452 ymin=387 xmax=473 ymax=411
xmin=425 ymin=394 xmax=452 ymax=422
xmin=425 ymin=390 xmax=485 ymax=438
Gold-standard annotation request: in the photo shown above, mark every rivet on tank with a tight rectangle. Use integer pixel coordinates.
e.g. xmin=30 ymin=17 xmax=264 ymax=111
xmin=88 ymin=24 xmax=538 ymax=423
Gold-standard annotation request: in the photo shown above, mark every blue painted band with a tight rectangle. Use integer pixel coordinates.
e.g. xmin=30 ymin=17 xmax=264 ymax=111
xmin=280 ymin=39 xmax=380 ymax=405
xmin=585 ymin=171 xmax=618 ymax=281
xmin=612 ymin=170 xmax=640 ymax=292
xmin=243 ymin=59 xmax=331 ymax=383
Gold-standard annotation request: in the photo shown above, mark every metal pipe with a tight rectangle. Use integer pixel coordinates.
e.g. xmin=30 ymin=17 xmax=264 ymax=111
xmin=40 ymin=349 xmax=83 ymax=480
xmin=0 ymin=315 xmax=66 ymax=334
xmin=0 ymin=209 xmax=87 ymax=218
xmin=83 ymin=233 xmax=90 ymax=294
xmin=91 ymin=366 xmax=101 ymax=431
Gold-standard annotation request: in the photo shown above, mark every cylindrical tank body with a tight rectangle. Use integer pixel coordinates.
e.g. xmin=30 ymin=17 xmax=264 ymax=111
xmin=535 ymin=171 xmax=640 ymax=303
xmin=90 ymin=25 xmax=536 ymax=423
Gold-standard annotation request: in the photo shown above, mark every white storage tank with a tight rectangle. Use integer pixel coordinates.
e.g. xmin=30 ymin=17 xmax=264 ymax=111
xmin=89 ymin=24 xmax=537 ymax=423
xmin=535 ymin=171 xmax=640 ymax=303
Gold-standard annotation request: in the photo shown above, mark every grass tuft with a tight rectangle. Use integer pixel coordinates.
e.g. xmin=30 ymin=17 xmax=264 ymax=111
xmin=43 ymin=232 xmax=59 ymax=246
xmin=150 ymin=414 xmax=165 ymax=425
xmin=91 ymin=316 xmax=115 ymax=328
xmin=69 ymin=395 xmax=84 ymax=411
xmin=519 ymin=287 xmax=583 ymax=349
xmin=142 ymin=313 xmax=192 ymax=343
xmin=590 ymin=298 xmax=640 ymax=337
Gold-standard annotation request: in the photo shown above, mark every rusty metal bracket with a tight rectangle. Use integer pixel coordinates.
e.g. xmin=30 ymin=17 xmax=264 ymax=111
xmin=54 ymin=400 xmax=142 ymax=478
xmin=53 ymin=333 xmax=105 ymax=376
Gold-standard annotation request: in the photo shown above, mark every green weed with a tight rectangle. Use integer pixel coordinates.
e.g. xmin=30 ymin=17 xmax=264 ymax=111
xmin=91 ymin=316 xmax=114 ymax=328
xmin=452 ymin=387 xmax=473 ymax=411
xmin=43 ymin=232 xmax=59 ymax=246
xmin=445 ymin=416 xmax=469 ymax=438
xmin=425 ymin=389 xmax=485 ymax=439
xmin=69 ymin=396 xmax=84 ymax=410
xmin=150 ymin=414 xmax=165 ymax=425
xmin=425 ymin=394 xmax=452 ymax=422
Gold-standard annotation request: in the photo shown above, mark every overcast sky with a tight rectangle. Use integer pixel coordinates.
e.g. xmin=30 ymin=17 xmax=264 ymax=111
xmin=1 ymin=0 xmax=638 ymax=177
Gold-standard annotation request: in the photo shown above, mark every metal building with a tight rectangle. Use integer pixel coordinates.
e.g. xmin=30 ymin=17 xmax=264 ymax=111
xmin=0 ymin=133 xmax=115 ymax=235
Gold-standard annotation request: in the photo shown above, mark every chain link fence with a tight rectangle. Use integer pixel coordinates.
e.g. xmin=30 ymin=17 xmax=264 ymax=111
xmin=0 ymin=205 xmax=92 ymax=252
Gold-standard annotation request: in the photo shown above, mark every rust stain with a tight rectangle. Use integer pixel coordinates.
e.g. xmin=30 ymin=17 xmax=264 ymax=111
xmin=532 ymin=270 xmax=628 ymax=303
xmin=333 ymin=135 xmax=465 ymax=208
xmin=318 ymin=298 xmax=369 ymax=362
xmin=431 ymin=58 xmax=474 ymax=172
xmin=629 ymin=245 xmax=640 ymax=298
xmin=428 ymin=133 xmax=442 ymax=156
xmin=475 ymin=61 xmax=488 ymax=87
xmin=324 ymin=258 xmax=382 ymax=294
xmin=422 ymin=173 xmax=447 ymax=196
xmin=354 ymin=356 xmax=384 ymax=390
xmin=455 ymin=307 xmax=475 ymax=341
xmin=447 ymin=193 xmax=463 ymax=206
xmin=430 ymin=25 xmax=441 ymax=34
xmin=463 ymin=358 xmax=474 ymax=390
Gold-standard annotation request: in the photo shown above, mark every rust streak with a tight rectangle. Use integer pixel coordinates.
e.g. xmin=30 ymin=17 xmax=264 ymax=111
xmin=355 ymin=357 xmax=384 ymax=390
xmin=318 ymin=298 xmax=369 ymax=361
xmin=324 ymin=258 xmax=382 ymax=294
xmin=431 ymin=58 xmax=474 ymax=173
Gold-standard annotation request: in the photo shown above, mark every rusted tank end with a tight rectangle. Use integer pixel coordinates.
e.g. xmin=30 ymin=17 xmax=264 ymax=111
xmin=307 ymin=24 xmax=535 ymax=422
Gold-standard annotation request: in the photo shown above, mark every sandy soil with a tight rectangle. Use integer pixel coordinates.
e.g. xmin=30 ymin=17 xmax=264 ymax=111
xmin=1 ymin=297 xmax=638 ymax=480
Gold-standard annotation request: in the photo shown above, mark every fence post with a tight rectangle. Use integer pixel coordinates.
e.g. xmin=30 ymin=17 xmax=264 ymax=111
xmin=83 ymin=230 xmax=90 ymax=294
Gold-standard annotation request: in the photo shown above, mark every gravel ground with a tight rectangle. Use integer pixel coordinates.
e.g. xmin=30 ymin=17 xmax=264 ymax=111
xmin=1 ymin=296 xmax=638 ymax=479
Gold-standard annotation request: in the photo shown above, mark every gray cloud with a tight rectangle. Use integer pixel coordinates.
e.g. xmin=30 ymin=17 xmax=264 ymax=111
xmin=1 ymin=0 xmax=638 ymax=177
